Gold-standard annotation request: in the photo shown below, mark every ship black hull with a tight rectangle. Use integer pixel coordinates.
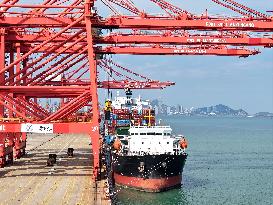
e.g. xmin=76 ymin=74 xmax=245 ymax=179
xmin=113 ymin=154 xmax=187 ymax=192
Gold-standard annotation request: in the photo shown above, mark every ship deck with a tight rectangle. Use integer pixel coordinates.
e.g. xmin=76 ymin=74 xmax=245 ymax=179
xmin=0 ymin=134 xmax=110 ymax=205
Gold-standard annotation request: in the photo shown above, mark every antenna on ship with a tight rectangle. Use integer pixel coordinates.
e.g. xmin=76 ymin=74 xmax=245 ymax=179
xmin=124 ymin=88 xmax=133 ymax=105
xmin=125 ymin=88 xmax=132 ymax=98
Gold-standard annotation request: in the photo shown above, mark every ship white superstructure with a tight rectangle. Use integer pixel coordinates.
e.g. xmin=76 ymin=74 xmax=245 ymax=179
xmin=120 ymin=126 xmax=183 ymax=156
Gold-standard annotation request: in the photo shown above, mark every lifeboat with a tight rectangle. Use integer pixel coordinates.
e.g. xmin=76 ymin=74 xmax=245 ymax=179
xmin=179 ymin=137 xmax=188 ymax=149
xmin=113 ymin=138 xmax=122 ymax=151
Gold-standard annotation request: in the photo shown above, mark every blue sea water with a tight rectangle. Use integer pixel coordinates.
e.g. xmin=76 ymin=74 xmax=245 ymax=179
xmin=116 ymin=116 xmax=273 ymax=205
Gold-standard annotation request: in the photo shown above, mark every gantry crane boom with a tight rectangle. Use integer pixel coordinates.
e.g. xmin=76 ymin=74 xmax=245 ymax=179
xmin=97 ymin=0 xmax=272 ymax=31
xmin=0 ymin=42 xmax=258 ymax=57
xmin=95 ymin=45 xmax=259 ymax=57
xmin=98 ymin=32 xmax=273 ymax=47
xmin=34 ymin=80 xmax=175 ymax=89
xmin=5 ymin=30 xmax=273 ymax=47
xmin=98 ymin=17 xmax=273 ymax=32
xmin=1 ymin=15 xmax=272 ymax=31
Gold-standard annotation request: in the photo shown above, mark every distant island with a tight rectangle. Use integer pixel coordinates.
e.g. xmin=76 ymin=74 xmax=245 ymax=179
xmin=193 ymin=104 xmax=248 ymax=116
xmin=253 ymin=112 xmax=273 ymax=118
xmin=150 ymin=100 xmax=273 ymax=118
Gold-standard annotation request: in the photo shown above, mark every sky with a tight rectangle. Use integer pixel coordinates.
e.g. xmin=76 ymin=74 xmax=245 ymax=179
xmin=97 ymin=0 xmax=273 ymax=114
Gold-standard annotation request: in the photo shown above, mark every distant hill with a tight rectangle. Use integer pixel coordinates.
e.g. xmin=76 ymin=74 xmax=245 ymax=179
xmin=152 ymin=100 xmax=272 ymax=117
xmin=254 ymin=112 xmax=273 ymax=118
xmin=193 ymin=104 xmax=248 ymax=116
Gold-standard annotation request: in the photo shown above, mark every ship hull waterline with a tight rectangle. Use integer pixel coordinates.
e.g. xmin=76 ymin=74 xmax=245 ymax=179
xmin=113 ymin=154 xmax=187 ymax=192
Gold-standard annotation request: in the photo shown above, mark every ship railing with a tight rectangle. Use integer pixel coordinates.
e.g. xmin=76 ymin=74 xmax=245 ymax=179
xmin=131 ymin=125 xmax=171 ymax=129
xmin=125 ymin=151 xmax=184 ymax=156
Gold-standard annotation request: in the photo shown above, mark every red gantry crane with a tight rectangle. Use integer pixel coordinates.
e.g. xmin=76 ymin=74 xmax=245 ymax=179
xmin=36 ymin=59 xmax=175 ymax=89
xmin=0 ymin=0 xmax=272 ymax=179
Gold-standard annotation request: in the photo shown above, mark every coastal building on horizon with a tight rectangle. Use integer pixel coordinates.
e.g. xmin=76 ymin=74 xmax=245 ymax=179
xmin=149 ymin=99 xmax=271 ymax=117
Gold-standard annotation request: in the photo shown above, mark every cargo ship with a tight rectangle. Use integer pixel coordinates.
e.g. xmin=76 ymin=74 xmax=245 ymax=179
xmin=106 ymin=89 xmax=188 ymax=192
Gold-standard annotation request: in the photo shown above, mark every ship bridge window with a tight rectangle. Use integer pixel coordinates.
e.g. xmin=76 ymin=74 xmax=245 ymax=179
xmin=156 ymin=133 xmax=162 ymax=135
xmin=140 ymin=133 xmax=146 ymax=135
xmin=147 ymin=132 xmax=155 ymax=135
xmin=131 ymin=133 xmax=134 ymax=135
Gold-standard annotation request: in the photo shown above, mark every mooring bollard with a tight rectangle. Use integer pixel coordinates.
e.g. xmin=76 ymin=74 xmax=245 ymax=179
xmin=47 ymin=157 xmax=55 ymax=166
xmin=48 ymin=154 xmax=57 ymax=165
xmin=67 ymin=148 xmax=74 ymax=157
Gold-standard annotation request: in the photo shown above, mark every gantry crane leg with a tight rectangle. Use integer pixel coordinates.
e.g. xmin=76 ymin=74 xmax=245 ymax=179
xmin=0 ymin=133 xmax=5 ymax=167
xmin=0 ymin=28 xmax=5 ymax=118
xmin=85 ymin=0 xmax=101 ymax=180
